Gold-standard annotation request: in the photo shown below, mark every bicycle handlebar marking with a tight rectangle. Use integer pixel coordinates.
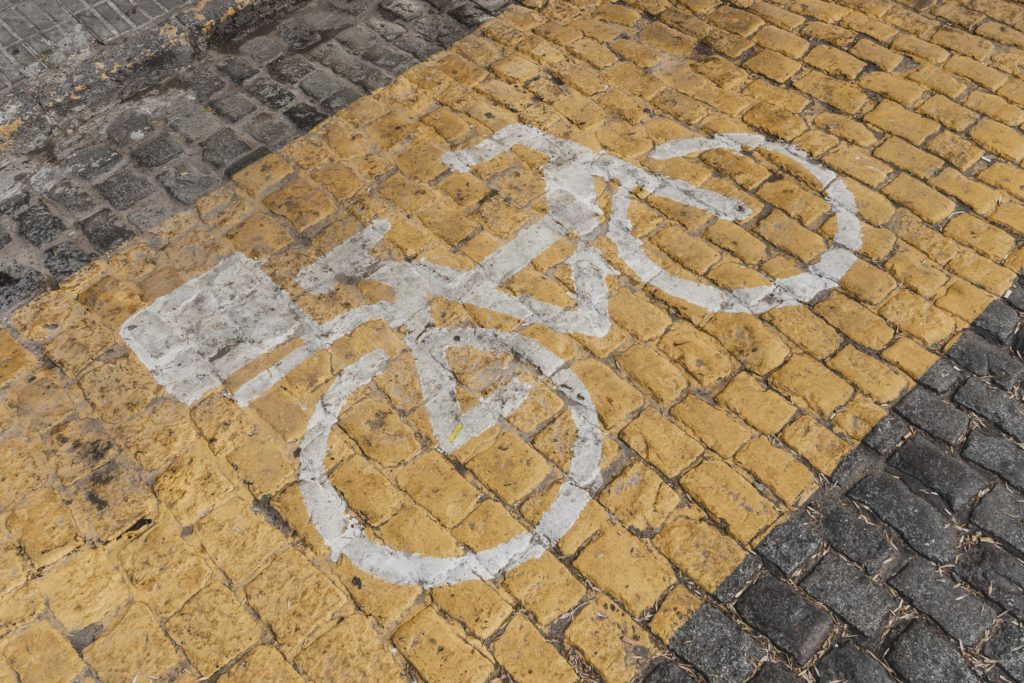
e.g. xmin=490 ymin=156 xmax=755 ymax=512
xmin=120 ymin=125 xmax=861 ymax=586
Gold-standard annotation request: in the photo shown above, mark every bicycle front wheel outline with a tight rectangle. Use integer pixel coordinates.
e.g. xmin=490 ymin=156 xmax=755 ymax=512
xmin=609 ymin=132 xmax=862 ymax=314
xmin=297 ymin=326 xmax=604 ymax=588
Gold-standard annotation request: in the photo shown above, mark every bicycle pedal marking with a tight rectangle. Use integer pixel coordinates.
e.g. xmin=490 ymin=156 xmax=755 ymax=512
xmin=119 ymin=124 xmax=863 ymax=586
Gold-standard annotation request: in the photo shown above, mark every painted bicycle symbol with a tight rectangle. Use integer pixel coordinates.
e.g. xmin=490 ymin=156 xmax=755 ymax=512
xmin=121 ymin=125 xmax=860 ymax=586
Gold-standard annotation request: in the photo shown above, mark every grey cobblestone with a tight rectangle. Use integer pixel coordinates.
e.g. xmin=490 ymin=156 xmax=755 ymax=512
xmin=736 ymin=576 xmax=833 ymax=665
xmin=890 ymin=558 xmax=1000 ymax=647
xmin=670 ymin=606 xmax=764 ymax=683
xmin=887 ymin=621 xmax=980 ymax=683
xmin=0 ymin=0 xmax=512 ymax=315
xmin=801 ymin=554 xmax=898 ymax=639
xmin=670 ymin=283 xmax=1024 ymax=680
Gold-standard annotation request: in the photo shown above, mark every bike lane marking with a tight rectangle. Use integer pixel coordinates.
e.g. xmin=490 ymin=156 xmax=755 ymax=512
xmin=1 ymin=0 xmax=1023 ymax=680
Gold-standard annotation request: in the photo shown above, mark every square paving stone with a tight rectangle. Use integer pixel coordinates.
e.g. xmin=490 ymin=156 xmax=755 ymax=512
xmin=156 ymin=165 xmax=220 ymax=205
xmin=736 ymin=577 xmax=832 ymax=664
xmin=43 ymin=241 xmax=91 ymax=280
xmin=268 ymin=54 xmax=315 ymax=84
xmin=15 ymin=204 xmax=66 ymax=246
xmin=975 ymin=299 xmax=1021 ymax=344
xmin=245 ymin=113 xmax=295 ymax=146
xmin=96 ymin=170 xmax=155 ymax=210
xmin=887 ymin=621 xmax=981 ymax=683
xmin=211 ymin=93 xmax=258 ymax=123
xmin=67 ymin=146 xmax=123 ymax=180
xmin=284 ymin=103 xmax=327 ymax=131
xmin=79 ymin=210 xmax=133 ymax=252
xmin=131 ymin=133 xmax=183 ymax=168
xmin=0 ymin=263 xmax=46 ymax=311
xmin=243 ymin=74 xmax=295 ymax=110
xmin=669 ymin=605 xmax=764 ymax=683
xmin=802 ymin=553 xmax=899 ymax=639
xmin=890 ymin=558 xmax=1000 ymax=646
xmin=45 ymin=181 xmax=95 ymax=214
xmin=218 ymin=56 xmax=259 ymax=84
xmin=106 ymin=110 xmax=153 ymax=145
xmin=201 ymin=129 xmax=253 ymax=168
xmin=0 ymin=190 xmax=29 ymax=216
xmin=168 ymin=108 xmax=223 ymax=142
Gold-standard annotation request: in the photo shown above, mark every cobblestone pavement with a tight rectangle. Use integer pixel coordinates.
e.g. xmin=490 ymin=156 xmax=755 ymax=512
xmin=0 ymin=0 xmax=508 ymax=314
xmin=1 ymin=0 xmax=1024 ymax=681
xmin=0 ymin=0 xmax=193 ymax=90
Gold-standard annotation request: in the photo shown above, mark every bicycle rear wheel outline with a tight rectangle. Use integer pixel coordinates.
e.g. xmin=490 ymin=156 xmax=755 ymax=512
xmin=297 ymin=326 xmax=603 ymax=587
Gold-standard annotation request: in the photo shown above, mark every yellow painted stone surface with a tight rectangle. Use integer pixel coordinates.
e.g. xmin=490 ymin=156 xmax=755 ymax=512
xmin=0 ymin=0 xmax=1018 ymax=679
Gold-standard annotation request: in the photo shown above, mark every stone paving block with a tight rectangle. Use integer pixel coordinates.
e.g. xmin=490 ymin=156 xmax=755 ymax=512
xmin=802 ymin=553 xmax=898 ymax=639
xmin=955 ymin=377 xmax=1024 ymax=441
xmin=890 ymin=434 xmax=993 ymax=514
xmin=849 ymin=473 xmax=960 ymax=563
xmin=956 ymin=543 xmax=1024 ymax=621
xmin=670 ymin=605 xmax=764 ymax=683
xmin=887 ymin=621 xmax=981 ymax=683
xmin=15 ymin=203 xmax=66 ymax=246
xmin=750 ymin=663 xmax=800 ymax=682
xmin=972 ymin=486 xmax=1024 ymax=555
xmin=736 ymin=577 xmax=833 ymax=665
xmin=962 ymin=428 xmax=1024 ymax=491
xmin=755 ymin=511 xmax=822 ymax=577
xmin=894 ymin=387 xmax=971 ymax=445
xmin=890 ymin=557 xmax=1000 ymax=646
xmin=815 ymin=644 xmax=895 ymax=683
xmin=819 ymin=502 xmax=896 ymax=576
xmin=947 ymin=330 xmax=1024 ymax=390
xmin=984 ymin=620 xmax=1024 ymax=681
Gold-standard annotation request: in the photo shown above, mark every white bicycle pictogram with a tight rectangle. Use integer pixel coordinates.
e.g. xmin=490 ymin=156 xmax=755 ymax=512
xmin=121 ymin=125 xmax=861 ymax=587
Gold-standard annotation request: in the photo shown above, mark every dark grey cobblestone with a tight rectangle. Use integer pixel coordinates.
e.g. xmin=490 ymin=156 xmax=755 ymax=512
xmin=669 ymin=280 xmax=1024 ymax=681
xmin=736 ymin=576 xmax=832 ymax=664
xmin=888 ymin=622 xmax=981 ymax=683
xmin=0 ymin=0 xmax=512 ymax=315
xmin=670 ymin=606 xmax=764 ymax=683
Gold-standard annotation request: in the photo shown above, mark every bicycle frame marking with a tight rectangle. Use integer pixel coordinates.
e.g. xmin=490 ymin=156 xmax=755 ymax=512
xmin=120 ymin=124 xmax=862 ymax=586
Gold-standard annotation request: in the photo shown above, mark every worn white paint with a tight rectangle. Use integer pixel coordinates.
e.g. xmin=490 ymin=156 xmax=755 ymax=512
xmin=121 ymin=124 xmax=863 ymax=586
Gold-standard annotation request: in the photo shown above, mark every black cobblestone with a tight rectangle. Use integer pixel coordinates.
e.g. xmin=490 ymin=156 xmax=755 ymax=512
xmin=887 ymin=621 xmax=980 ymax=683
xmin=0 ymin=263 xmax=45 ymax=309
xmin=849 ymin=473 xmax=959 ymax=563
xmin=642 ymin=661 xmax=697 ymax=683
xmin=79 ymin=210 xmax=133 ymax=252
xmin=670 ymin=605 xmax=764 ymax=683
xmin=890 ymin=434 xmax=992 ymax=514
xmin=815 ymin=644 xmax=894 ymax=683
xmin=750 ymin=663 xmax=800 ymax=682
xmin=736 ymin=577 xmax=832 ymax=664
xmin=955 ymin=377 xmax=1024 ymax=442
xmin=972 ymin=486 xmax=1024 ymax=556
xmin=963 ymin=428 xmax=1024 ymax=491
xmin=755 ymin=511 xmax=822 ymax=577
xmin=43 ymin=241 xmax=90 ymax=279
xmin=96 ymin=169 xmax=154 ymax=210
xmin=890 ymin=558 xmax=1000 ymax=646
xmin=713 ymin=553 xmax=760 ymax=603
xmin=819 ymin=503 xmax=895 ymax=576
xmin=801 ymin=554 xmax=897 ymax=639
xmin=895 ymin=387 xmax=971 ymax=445
xmin=918 ymin=357 xmax=963 ymax=393
xmin=947 ymin=330 xmax=1024 ymax=390
xmin=15 ymin=204 xmax=66 ymax=246
xmin=984 ymin=621 xmax=1024 ymax=681
xmin=862 ymin=413 xmax=911 ymax=456
xmin=975 ymin=299 xmax=1021 ymax=344
xmin=956 ymin=543 xmax=1024 ymax=621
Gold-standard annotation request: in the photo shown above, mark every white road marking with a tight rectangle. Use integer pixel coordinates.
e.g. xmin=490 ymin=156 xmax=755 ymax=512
xmin=121 ymin=124 xmax=863 ymax=586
